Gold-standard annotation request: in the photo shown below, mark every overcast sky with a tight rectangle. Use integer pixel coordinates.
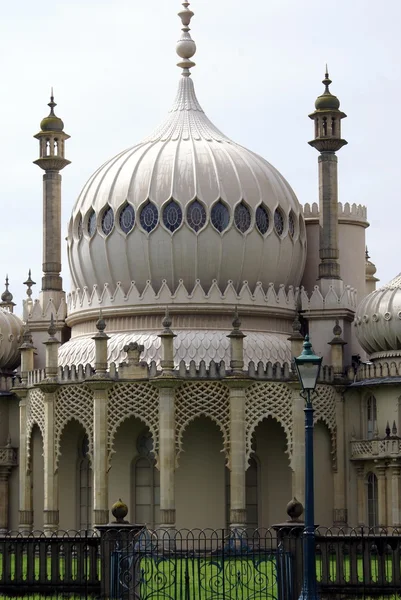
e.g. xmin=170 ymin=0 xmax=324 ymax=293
xmin=1 ymin=0 xmax=400 ymax=312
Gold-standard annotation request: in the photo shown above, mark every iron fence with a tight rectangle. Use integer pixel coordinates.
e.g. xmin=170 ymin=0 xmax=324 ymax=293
xmin=0 ymin=526 xmax=400 ymax=599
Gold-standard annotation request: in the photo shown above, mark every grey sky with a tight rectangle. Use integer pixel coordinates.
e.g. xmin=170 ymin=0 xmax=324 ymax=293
xmin=1 ymin=0 xmax=400 ymax=311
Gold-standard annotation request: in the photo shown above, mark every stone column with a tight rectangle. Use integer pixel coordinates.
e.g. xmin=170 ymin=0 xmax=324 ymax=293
xmin=16 ymin=390 xmax=33 ymax=532
xmin=0 ymin=466 xmax=11 ymax=533
xmin=90 ymin=384 xmax=113 ymax=527
xmin=227 ymin=383 xmax=248 ymax=528
xmin=158 ymin=385 xmax=177 ymax=527
xmin=356 ymin=464 xmax=366 ymax=526
xmin=376 ymin=464 xmax=387 ymax=527
xmin=291 ymin=385 xmax=305 ymax=506
xmin=42 ymin=387 xmax=59 ymax=533
xmin=333 ymin=391 xmax=347 ymax=525
xmin=390 ymin=461 xmax=401 ymax=527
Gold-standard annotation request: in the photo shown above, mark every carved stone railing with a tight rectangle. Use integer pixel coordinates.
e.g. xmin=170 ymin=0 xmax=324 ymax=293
xmin=351 ymin=437 xmax=401 ymax=460
xmin=0 ymin=447 xmax=18 ymax=467
xmin=18 ymin=360 xmax=335 ymax=385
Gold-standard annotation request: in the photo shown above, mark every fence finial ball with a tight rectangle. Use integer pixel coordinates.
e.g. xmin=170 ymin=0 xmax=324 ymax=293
xmin=286 ymin=497 xmax=304 ymax=522
xmin=111 ymin=499 xmax=129 ymax=523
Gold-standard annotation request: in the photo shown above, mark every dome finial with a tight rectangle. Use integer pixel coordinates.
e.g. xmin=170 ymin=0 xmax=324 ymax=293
xmin=40 ymin=89 xmax=64 ymax=132
xmin=314 ymin=66 xmax=340 ymax=111
xmin=1 ymin=275 xmax=13 ymax=305
xmin=176 ymin=1 xmax=196 ymax=77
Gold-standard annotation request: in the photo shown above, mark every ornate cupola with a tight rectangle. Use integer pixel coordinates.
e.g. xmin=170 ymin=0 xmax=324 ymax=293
xmin=308 ymin=70 xmax=347 ymax=286
xmin=34 ymin=92 xmax=70 ymax=293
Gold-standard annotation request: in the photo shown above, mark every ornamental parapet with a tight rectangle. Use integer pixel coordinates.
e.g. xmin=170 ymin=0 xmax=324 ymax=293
xmin=347 ymin=358 xmax=401 ymax=383
xmin=303 ymin=201 xmax=368 ymax=226
xmin=351 ymin=437 xmax=401 ymax=461
xmin=15 ymin=359 xmax=336 ymax=386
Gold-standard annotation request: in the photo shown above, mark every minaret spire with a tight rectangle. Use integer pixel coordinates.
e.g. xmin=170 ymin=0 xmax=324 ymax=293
xmin=309 ymin=70 xmax=347 ymax=286
xmin=176 ymin=2 xmax=196 ymax=77
xmin=34 ymin=92 xmax=71 ymax=292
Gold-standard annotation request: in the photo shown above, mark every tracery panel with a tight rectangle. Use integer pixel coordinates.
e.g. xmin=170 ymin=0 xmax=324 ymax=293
xmin=175 ymin=382 xmax=230 ymax=465
xmin=55 ymin=385 xmax=94 ymax=468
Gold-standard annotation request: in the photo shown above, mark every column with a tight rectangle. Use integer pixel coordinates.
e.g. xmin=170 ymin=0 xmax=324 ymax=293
xmin=92 ymin=385 xmax=111 ymax=527
xmin=318 ymin=153 xmax=340 ymax=280
xmin=42 ymin=172 xmax=62 ymax=291
xmin=43 ymin=388 xmax=59 ymax=533
xmin=333 ymin=392 xmax=347 ymax=525
xmin=0 ymin=467 xmax=11 ymax=533
xmin=356 ymin=464 xmax=366 ymax=526
xmin=390 ymin=461 xmax=401 ymax=527
xmin=376 ymin=464 xmax=387 ymax=527
xmin=18 ymin=392 xmax=33 ymax=532
xmin=158 ymin=385 xmax=177 ymax=527
xmin=291 ymin=386 xmax=305 ymax=506
xmin=228 ymin=385 xmax=247 ymax=528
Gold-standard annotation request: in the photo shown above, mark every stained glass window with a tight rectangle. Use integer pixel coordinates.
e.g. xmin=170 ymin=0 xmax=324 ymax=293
xmin=187 ymin=200 xmax=206 ymax=232
xmin=274 ymin=208 xmax=284 ymax=236
xmin=101 ymin=207 xmax=114 ymax=235
xmin=255 ymin=205 xmax=269 ymax=235
xmin=87 ymin=210 xmax=96 ymax=237
xmin=140 ymin=201 xmax=158 ymax=233
xmin=119 ymin=204 xmax=135 ymax=234
xmin=163 ymin=200 xmax=182 ymax=233
xmin=234 ymin=202 xmax=251 ymax=233
xmin=211 ymin=201 xmax=230 ymax=233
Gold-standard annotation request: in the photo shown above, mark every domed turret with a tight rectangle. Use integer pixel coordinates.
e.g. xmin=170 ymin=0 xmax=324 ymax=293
xmin=355 ymin=272 xmax=401 ymax=357
xmin=40 ymin=92 xmax=64 ymax=132
xmin=315 ymin=71 xmax=340 ymax=111
xmin=67 ymin=2 xmax=306 ymax=324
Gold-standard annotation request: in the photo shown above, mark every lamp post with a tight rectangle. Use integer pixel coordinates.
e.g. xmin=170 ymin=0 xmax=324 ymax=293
xmin=294 ymin=335 xmax=323 ymax=600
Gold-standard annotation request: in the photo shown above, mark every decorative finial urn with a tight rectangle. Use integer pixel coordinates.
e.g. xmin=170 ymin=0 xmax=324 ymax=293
xmin=111 ymin=499 xmax=129 ymax=524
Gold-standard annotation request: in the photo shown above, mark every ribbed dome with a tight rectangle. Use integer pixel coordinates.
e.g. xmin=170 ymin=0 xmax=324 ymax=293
xmin=67 ymin=75 xmax=306 ymax=314
xmin=355 ymin=272 xmax=401 ymax=357
xmin=0 ymin=308 xmax=23 ymax=371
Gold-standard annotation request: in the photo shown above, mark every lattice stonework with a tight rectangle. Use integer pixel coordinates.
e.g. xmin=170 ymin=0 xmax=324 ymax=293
xmin=55 ymin=385 xmax=94 ymax=468
xmin=245 ymin=383 xmax=293 ymax=468
xmin=107 ymin=383 xmax=159 ymax=467
xmin=26 ymin=388 xmax=45 ymax=469
xmin=175 ymin=382 xmax=230 ymax=465
xmin=313 ymin=385 xmax=337 ymax=469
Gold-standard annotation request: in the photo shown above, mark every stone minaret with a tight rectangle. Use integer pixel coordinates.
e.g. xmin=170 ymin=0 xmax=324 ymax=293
xmin=309 ymin=70 xmax=347 ymax=294
xmin=34 ymin=92 xmax=70 ymax=293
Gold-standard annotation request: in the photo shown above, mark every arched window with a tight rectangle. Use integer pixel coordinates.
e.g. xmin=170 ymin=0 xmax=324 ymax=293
xmin=78 ymin=435 xmax=92 ymax=530
xmin=367 ymin=395 xmax=377 ymax=439
xmin=367 ymin=472 xmax=378 ymax=528
xmin=132 ymin=432 xmax=160 ymax=527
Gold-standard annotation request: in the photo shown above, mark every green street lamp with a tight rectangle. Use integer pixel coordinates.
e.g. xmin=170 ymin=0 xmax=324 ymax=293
xmin=294 ymin=335 xmax=322 ymax=600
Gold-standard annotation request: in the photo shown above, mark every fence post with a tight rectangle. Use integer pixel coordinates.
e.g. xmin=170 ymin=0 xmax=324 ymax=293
xmin=272 ymin=522 xmax=304 ymax=600
xmin=96 ymin=501 xmax=144 ymax=599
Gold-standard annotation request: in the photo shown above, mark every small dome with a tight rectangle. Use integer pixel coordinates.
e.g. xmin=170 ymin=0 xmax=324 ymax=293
xmin=315 ymin=73 xmax=340 ymax=111
xmin=355 ymin=272 xmax=401 ymax=357
xmin=40 ymin=95 xmax=64 ymax=132
xmin=0 ymin=308 xmax=23 ymax=371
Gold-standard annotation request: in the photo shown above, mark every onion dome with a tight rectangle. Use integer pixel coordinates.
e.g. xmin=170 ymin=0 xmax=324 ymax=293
xmin=315 ymin=70 xmax=340 ymax=111
xmin=67 ymin=2 xmax=306 ymax=321
xmin=0 ymin=308 xmax=23 ymax=371
xmin=355 ymin=272 xmax=401 ymax=358
xmin=1 ymin=276 xmax=13 ymax=305
xmin=40 ymin=91 xmax=64 ymax=132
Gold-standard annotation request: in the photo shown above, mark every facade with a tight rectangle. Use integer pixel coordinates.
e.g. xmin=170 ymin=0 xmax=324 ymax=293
xmin=0 ymin=1 xmax=400 ymax=534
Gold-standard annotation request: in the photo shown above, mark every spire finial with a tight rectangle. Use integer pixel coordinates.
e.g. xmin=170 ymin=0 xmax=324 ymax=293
xmin=48 ymin=87 xmax=56 ymax=115
xmin=1 ymin=275 xmax=13 ymax=305
xmin=23 ymin=269 xmax=36 ymax=299
xmin=176 ymin=2 xmax=196 ymax=77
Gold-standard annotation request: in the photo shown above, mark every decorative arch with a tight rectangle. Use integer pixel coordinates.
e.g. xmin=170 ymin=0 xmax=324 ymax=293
xmin=313 ymin=385 xmax=337 ymax=469
xmin=55 ymin=385 xmax=94 ymax=469
xmin=26 ymin=388 xmax=45 ymax=471
xmin=175 ymin=382 xmax=230 ymax=465
xmin=107 ymin=383 xmax=159 ymax=468
xmin=245 ymin=383 xmax=292 ymax=468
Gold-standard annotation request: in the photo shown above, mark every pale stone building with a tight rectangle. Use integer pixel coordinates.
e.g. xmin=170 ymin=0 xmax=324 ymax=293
xmin=0 ymin=1 xmax=400 ymax=533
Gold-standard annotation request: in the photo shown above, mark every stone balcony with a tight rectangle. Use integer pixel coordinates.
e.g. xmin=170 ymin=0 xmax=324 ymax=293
xmin=351 ymin=437 xmax=401 ymax=461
